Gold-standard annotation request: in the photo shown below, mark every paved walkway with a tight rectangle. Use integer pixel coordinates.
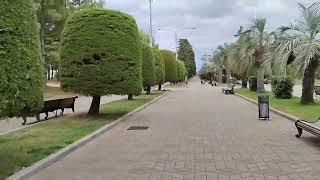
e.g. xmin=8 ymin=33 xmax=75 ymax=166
xmin=28 ymin=79 xmax=320 ymax=180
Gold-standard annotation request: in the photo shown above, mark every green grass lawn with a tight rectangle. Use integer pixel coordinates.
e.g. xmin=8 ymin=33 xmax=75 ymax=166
xmin=44 ymin=86 xmax=77 ymax=98
xmin=0 ymin=91 xmax=164 ymax=179
xmin=236 ymin=88 xmax=320 ymax=122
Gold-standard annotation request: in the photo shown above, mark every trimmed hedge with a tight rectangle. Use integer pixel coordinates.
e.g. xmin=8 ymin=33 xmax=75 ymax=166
xmin=153 ymin=48 xmax=165 ymax=86
xmin=0 ymin=0 xmax=43 ymax=118
xmin=60 ymin=8 xmax=142 ymax=96
xmin=176 ymin=59 xmax=187 ymax=82
xmin=271 ymin=77 xmax=294 ymax=99
xmin=160 ymin=50 xmax=178 ymax=83
xmin=249 ymin=76 xmax=257 ymax=92
xmin=142 ymin=43 xmax=156 ymax=88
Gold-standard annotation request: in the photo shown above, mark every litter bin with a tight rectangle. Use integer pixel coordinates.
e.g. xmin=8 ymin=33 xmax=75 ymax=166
xmin=258 ymin=95 xmax=269 ymax=120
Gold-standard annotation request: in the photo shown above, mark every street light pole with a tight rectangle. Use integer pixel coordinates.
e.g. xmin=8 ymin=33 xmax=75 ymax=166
xmin=149 ymin=0 xmax=153 ymax=47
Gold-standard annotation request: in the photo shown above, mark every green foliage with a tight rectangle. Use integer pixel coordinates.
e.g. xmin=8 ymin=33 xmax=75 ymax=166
xmin=0 ymin=0 xmax=43 ymax=118
xmin=160 ymin=50 xmax=178 ymax=83
xmin=248 ymin=76 xmax=257 ymax=91
xmin=141 ymin=43 xmax=156 ymax=87
xmin=60 ymin=8 xmax=142 ymax=96
xmin=271 ymin=77 xmax=294 ymax=99
xmin=176 ymin=60 xmax=187 ymax=82
xmin=199 ymin=63 xmax=215 ymax=80
xmin=177 ymin=39 xmax=196 ymax=78
xmin=152 ymin=48 xmax=165 ymax=86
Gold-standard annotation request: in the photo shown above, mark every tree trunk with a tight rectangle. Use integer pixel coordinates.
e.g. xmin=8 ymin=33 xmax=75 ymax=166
xmin=146 ymin=85 xmax=151 ymax=95
xmin=218 ymin=69 xmax=223 ymax=83
xmin=301 ymin=59 xmax=319 ymax=104
xmin=128 ymin=94 xmax=133 ymax=100
xmin=226 ymin=69 xmax=231 ymax=84
xmin=158 ymin=84 xmax=161 ymax=91
xmin=57 ymin=69 xmax=60 ymax=81
xmin=51 ymin=66 xmax=54 ymax=80
xmin=256 ymin=65 xmax=265 ymax=93
xmin=241 ymin=75 xmax=247 ymax=88
xmin=88 ymin=96 xmax=101 ymax=115
xmin=47 ymin=66 xmax=51 ymax=80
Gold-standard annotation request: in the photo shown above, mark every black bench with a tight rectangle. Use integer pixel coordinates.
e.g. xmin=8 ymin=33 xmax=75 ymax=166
xmin=209 ymin=81 xmax=217 ymax=86
xmin=295 ymin=119 xmax=320 ymax=138
xmin=22 ymin=96 xmax=78 ymax=125
xmin=222 ymin=84 xmax=235 ymax=94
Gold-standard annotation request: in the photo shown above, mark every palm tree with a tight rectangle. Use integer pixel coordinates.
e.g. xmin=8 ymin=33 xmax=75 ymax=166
xmin=237 ymin=18 xmax=275 ymax=93
xmin=273 ymin=3 xmax=320 ymax=104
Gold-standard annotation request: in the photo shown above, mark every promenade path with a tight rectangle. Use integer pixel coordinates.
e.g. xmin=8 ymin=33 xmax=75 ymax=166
xmin=28 ymin=79 xmax=320 ymax=180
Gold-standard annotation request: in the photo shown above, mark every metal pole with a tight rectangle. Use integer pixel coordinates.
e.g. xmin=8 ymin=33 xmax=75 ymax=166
xmin=149 ymin=0 xmax=153 ymax=47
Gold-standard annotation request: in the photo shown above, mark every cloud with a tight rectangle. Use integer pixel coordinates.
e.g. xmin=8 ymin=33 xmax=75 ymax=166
xmin=105 ymin=0 xmax=311 ymax=71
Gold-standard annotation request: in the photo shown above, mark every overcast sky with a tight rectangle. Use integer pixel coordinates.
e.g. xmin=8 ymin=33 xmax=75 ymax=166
xmin=105 ymin=0 xmax=314 ymax=71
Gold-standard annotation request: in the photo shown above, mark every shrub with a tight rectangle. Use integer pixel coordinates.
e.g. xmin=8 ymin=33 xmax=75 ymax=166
xmin=152 ymin=48 xmax=165 ymax=90
xmin=249 ymin=76 xmax=257 ymax=91
xmin=141 ymin=43 xmax=156 ymax=94
xmin=0 ymin=0 xmax=43 ymax=118
xmin=271 ymin=77 xmax=294 ymax=99
xmin=176 ymin=59 xmax=188 ymax=82
xmin=160 ymin=50 xmax=178 ymax=83
xmin=60 ymin=8 xmax=142 ymax=114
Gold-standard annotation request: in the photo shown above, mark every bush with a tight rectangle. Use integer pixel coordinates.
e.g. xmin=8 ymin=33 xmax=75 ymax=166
xmin=153 ymin=48 xmax=165 ymax=87
xmin=249 ymin=76 xmax=257 ymax=91
xmin=60 ymin=8 xmax=142 ymax=114
xmin=271 ymin=77 xmax=294 ymax=99
xmin=160 ymin=50 xmax=178 ymax=83
xmin=141 ymin=43 xmax=156 ymax=94
xmin=0 ymin=0 xmax=43 ymax=118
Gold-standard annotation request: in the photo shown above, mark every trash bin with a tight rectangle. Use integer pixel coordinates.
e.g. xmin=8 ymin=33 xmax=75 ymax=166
xmin=258 ymin=95 xmax=269 ymax=120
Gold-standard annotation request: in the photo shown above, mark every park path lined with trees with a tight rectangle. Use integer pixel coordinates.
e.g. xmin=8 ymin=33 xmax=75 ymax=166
xmin=28 ymin=79 xmax=320 ymax=180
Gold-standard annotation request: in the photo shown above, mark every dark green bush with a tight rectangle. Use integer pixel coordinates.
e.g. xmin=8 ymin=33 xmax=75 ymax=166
xmin=249 ymin=76 xmax=257 ymax=91
xmin=271 ymin=77 xmax=294 ymax=99
xmin=0 ymin=0 xmax=43 ymax=118
xmin=60 ymin=8 xmax=142 ymax=96
xmin=141 ymin=43 xmax=156 ymax=93
xmin=160 ymin=50 xmax=178 ymax=83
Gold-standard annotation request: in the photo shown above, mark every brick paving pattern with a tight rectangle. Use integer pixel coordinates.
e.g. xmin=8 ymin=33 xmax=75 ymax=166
xmin=28 ymin=79 xmax=320 ymax=180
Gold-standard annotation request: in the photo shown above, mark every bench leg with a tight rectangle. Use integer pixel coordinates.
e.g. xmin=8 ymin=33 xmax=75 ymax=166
xmin=296 ymin=126 xmax=303 ymax=138
xmin=61 ymin=108 xmax=64 ymax=115
xmin=36 ymin=115 xmax=40 ymax=122
xmin=45 ymin=112 xmax=49 ymax=120
xmin=22 ymin=117 xmax=27 ymax=125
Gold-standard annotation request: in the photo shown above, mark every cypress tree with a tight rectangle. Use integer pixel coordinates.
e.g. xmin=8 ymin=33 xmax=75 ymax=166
xmin=176 ymin=60 xmax=187 ymax=82
xmin=60 ymin=8 xmax=142 ymax=115
xmin=0 ymin=0 xmax=43 ymax=118
xmin=153 ymin=48 xmax=165 ymax=90
xmin=142 ymin=43 xmax=156 ymax=95
xmin=177 ymin=39 xmax=196 ymax=78
xmin=160 ymin=50 xmax=178 ymax=83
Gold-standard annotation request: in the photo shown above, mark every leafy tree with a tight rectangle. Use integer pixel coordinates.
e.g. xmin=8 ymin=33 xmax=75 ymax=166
xmin=274 ymin=2 xmax=320 ymax=104
xmin=177 ymin=39 xmax=196 ymax=78
xmin=34 ymin=0 xmax=66 ymax=80
xmin=176 ymin=60 xmax=187 ymax=82
xmin=161 ymin=50 xmax=178 ymax=83
xmin=153 ymin=48 xmax=165 ymax=90
xmin=60 ymin=8 xmax=142 ymax=115
xmin=0 ymin=0 xmax=43 ymax=118
xmin=142 ymin=43 xmax=156 ymax=94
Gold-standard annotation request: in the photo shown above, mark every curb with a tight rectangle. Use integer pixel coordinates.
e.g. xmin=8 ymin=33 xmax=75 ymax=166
xmin=8 ymin=91 xmax=170 ymax=180
xmin=235 ymin=93 xmax=299 ymax=122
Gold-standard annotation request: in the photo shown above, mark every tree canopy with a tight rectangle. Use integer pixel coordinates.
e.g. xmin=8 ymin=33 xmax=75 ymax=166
xmin=0 ymin=0 xmax=43 ymax=118
xmin=60 ymin=8 xmax=142 ymax=114
xmin=177 ymin=39 xmax=196 ymax=78
xmin=142 ymin=43 xmax=156 ymax=94
xmin=153 ymin=48 xmax=165 ymax=87
xmin=161 ymin=50 xmax=178 ymax=83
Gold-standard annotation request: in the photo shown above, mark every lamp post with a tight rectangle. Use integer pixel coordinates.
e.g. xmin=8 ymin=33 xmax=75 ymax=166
xmin=148 ymin=0 xmax=155 ymax=47
xmin=157 ymin=27 xmax=196 ymax=59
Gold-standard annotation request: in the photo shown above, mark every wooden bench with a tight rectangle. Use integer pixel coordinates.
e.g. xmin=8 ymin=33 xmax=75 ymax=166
xmin=22 ymin=96 xmax=78 ymax=125
xmin=295 ymin=119 xmax=320 ymax=138
xmin=222 ymin=84 xmax=235 ymax=94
